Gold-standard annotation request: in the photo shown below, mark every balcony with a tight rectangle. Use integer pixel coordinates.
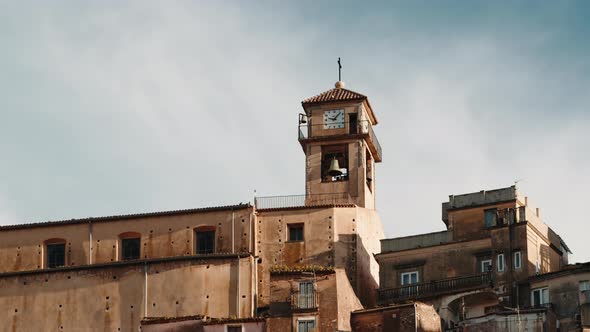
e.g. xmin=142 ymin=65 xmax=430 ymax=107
xmin=298 ymin=120 xmax=382 ymax=162
xmin=291 ymin=292 xmax=319 ymax=311
xmin=254 ymin=192 xmax=353 ymax=210
xmin=378 ymin=272 xmax=493 ymax=305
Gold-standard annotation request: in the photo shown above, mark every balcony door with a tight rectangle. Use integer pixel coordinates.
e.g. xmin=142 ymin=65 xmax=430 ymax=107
xmin=298 ymin=281 xmax=315 ymax=309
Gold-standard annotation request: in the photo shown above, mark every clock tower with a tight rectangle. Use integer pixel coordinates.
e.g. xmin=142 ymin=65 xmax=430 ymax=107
xmin=299 ymin=81 xmax=381 ymax=209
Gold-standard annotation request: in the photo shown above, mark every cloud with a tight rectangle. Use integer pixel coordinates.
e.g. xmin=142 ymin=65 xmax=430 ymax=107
xmin=0 ymin=2 xmax=589 ymax=262
xmin=0 ymin=195 xmax=17 ymax=225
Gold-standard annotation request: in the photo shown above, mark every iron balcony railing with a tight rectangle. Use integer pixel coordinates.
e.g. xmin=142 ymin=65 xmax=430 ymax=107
xmin=298 ymin=120 xmax=382 ymax=162
xmin=291 ymin=292 xmax=319 ymax=310
xmin=255 ymin=192 xmax=353 ymax=210
xmin=378 ymin=272 xmax=493 ymax=305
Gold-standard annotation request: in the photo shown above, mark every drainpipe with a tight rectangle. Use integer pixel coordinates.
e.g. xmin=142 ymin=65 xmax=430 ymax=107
xmin=236 ymin=255 xmax=241 ymax=318
xmin=414 ymin=302 xmax=418 ymax=332
xmin=88 ymin=221 xmax=93 ymax=265
xmin=144 ymin=262 xmax=149 ymax=317
xmin=232 ymin=209 xmax=235 ymax=254
xmin=249 ymin=210 xmax=253 ymax=253
xmin=254 ymin=255 xmax=259 ymax=317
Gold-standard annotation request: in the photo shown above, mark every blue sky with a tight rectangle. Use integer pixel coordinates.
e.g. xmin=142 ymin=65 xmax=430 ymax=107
xmin=1 ymin=1 xmax=589 ymax=261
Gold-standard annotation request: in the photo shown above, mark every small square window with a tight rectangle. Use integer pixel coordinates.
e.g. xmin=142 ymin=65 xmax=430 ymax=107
xmin=196 ymin=230 xmax=215 ymax=254
xmin=481 ymin=259 xmax=492 ymax=273
xmin=288 ymin=224 xmax=304 ymax=242
xmin=227 ymin=326 xmax=242 ymax=332
xmin=484 ymin=209 xmax=497 ymax=227
xmin=401 ymin=271 xmax=419 ymax=285
xmin=531 ymin=287 xmax=549 ymax=306
xmin=47 ymin=243 xmax=65 ymax=268
xmin=122 ymin=238 xmax=141 ymax=261
xmin=298 ymin=319 xmax=315 ymax=332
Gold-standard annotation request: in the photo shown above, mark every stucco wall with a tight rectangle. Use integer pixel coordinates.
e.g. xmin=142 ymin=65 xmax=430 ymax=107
xmin=257 ymin=206 xmax=382 ymax=308
xmin=0 ymin=206 xmax=253 ymax=273
xmin=377 ymin=238 xmax=491 ymax=290
xmin=529 ymin=271 xmax=590 ymax=331
xmin=268 ymin=271 xmax=339 ymax=332
xmin=202 ymin=321 xmax=265 ymax=332
xmin=351 ymin=302 xmax=441 ymax=332
xmin=0 ymin=255 xmax=254 ymax=332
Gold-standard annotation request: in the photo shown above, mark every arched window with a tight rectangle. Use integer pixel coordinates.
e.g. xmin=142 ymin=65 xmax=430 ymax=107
xmin=44 ymin=238 xmax=66 ymax=268
xmin=194 ymin=226 xmax=216 ymax=255
xmin=119 ymin=232 xmax=141 ymax=261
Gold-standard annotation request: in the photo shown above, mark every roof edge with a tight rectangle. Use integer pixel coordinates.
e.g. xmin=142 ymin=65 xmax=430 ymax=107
xmin=0 ymin=203 xmax=252 ymax=231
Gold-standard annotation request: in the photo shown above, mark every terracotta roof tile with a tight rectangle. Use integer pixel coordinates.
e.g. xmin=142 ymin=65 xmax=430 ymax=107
xmin=0 ymin=203 xmax=251 ymax=231
xmin=302 ymin=87 xmax=367 ymax=105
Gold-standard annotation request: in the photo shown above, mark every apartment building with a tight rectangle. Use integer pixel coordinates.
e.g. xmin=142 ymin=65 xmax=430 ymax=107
xmin=374 ymin=186 xmax=571 ymax=330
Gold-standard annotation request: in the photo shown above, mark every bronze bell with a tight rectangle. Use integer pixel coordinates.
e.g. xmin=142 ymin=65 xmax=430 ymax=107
xmin=328 ymin=157 xmax=343 ymax=176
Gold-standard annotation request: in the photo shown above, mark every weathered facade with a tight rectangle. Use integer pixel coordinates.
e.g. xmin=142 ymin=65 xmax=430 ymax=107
xmin=520 ymin=262 xmax=590 ymax=331
xmin=351 ymin=302 xmax=442 ymax=332
xmin=0 ymin=81 xmax=385 ymax=332
xmin=376 ymin=186 xmax=572 ymax=330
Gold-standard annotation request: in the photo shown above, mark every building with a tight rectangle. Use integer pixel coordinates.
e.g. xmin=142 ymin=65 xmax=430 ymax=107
xmin=520 ymin=262 xmax=590 ymax=331
xmin=1 ymin=77 xmax=587 ymax=332
xmin=351 ymin=302 xmax=442 ymax=332
xmin=0 ymin=80 xmax=384 ymax=331
xmin=375 ymin=186 xmax=572 ymax=330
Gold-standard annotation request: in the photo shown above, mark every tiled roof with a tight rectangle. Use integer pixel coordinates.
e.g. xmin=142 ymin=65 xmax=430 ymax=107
xmin=202 ymin=317 xmax=266 ymax=325
xmin=302 ymin=87 xmax=367 ymax=105
xmin=0 ymin=203 xmax=251 ymax=231
xmin=525 ymin=262 xmax=590 ymax=283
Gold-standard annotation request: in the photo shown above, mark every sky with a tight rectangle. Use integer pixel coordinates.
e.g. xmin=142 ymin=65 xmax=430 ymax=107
xmin=1 ymin=1 xmax=589 ymax=262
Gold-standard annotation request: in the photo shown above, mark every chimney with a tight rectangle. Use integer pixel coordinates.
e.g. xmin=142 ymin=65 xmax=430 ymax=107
xmin=525 ymin=196 xmax=528 ymax=206
xmin=536 ymin=208 xmax=540 ymax=218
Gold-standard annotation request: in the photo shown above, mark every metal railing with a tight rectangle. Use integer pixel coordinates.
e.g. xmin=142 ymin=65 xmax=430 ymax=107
xmin=298 ymin=120 xmax=382 ymax=161
xmin=255 ymin=192 xmax=353 ymax=209
xmin=378 ymin=272 xmax=493 ymax=305
xmin=291 ymin=292 xmax=319 ymax=310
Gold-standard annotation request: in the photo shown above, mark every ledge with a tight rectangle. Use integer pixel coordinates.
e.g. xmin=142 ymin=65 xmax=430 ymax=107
xmin=0 ymin=252 xmax=252 ymax=278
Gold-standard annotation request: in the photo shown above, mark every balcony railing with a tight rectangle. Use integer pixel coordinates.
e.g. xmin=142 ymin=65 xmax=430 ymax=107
xmin=255 ymin=192 xmax=353 ymax=210
xmin=291 ymin=292 xmax=319 ymax=311
xmin=298 ymin=120 xmax=382 ymax=162
xmin=378 ymin=272 xmax=493 ymax=305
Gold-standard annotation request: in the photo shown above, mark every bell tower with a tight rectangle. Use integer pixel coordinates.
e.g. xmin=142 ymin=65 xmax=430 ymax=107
xmin=298 ymin=81 xmax=382 ymax=209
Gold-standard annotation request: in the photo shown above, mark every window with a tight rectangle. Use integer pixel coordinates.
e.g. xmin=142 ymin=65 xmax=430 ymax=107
xmin=122 ymin=238 xmax=141 ymax=260
xmin=366 ymin=149 xmax=373 ymax=190
xmin=298 ymin=281 xmax=315 ymax=309
xmin=227 ymin=326 xmax=242 ymax=332
xmin=298 ymin=319 xmax=315 ymax=332
xmin=514 ymin=251 xmax=522 ymax=269
xmin=195 ymin=230 xmax=215 ymax=254
xmin=484 ymin=208 xmax=497 ymax=227
xmin=531 ymin=287 xmax=549 ymax=306
xmin=580 ymin=281 xmax=590 ymax=292
xmin=497 ymin=254 xmax=505 ymax=272
xmin=288 ymin=224 xmax=304 ymax=242
xmin=481 ymin=259 xmax=492 ymax=273
xmin=321 ymin=145 xmax=348 ymax=182
xmin=47 ymin=243 xmax=66 ymax=268
xmin=401 ymin=271 xmax=419 ymax=285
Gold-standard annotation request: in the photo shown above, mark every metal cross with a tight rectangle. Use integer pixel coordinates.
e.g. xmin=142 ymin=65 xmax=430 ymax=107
xmin=338 ymin=57 xmax=342 ymax=81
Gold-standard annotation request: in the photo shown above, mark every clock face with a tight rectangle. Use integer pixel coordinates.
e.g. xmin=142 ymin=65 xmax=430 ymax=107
xmin=323 ymin=109 xmax=345 ymax=129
